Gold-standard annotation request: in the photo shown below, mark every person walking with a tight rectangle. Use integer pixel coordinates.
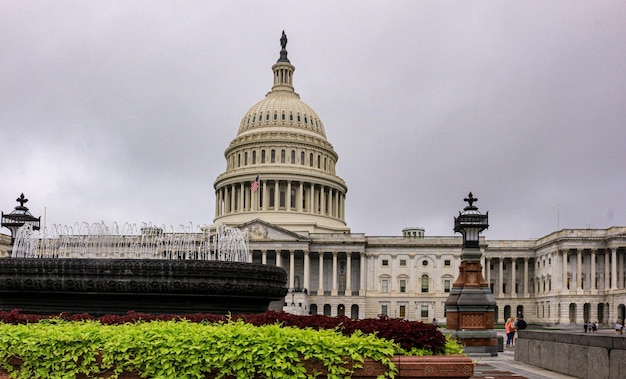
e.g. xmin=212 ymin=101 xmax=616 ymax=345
xmin=505 ymin=317 xmax=515 ymax=347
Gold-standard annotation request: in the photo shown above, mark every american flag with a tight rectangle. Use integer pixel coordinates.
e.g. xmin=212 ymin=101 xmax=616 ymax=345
xmin=251 ymin=174 xmax=260 ymax=193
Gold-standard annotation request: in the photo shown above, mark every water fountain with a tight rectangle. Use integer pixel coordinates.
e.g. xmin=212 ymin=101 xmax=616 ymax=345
xmin=0 ymin=222 xmax=287 ymax=315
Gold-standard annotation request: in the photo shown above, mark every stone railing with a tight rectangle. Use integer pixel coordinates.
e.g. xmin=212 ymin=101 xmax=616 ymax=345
xmin=515 ymin=330 xmax=626 ymax=379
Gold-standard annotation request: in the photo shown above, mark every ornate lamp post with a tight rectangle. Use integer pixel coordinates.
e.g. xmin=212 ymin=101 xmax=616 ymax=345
xmin=445 ymin=192 xmax=497 ymax=356
xmin=1 ymin=193 xmax=41 ymax=254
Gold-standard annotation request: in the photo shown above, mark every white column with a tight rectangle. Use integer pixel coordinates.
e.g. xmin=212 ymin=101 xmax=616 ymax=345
xmin=611 ymin=248 xmax=618 ymax=289
xmin=511 ymin=258 xmax=517 ymax=296
xmin=318 ymin=252 xmax=324 ymax=295
xmin=562 ymin=250 xmax=568 ymax=291
xmin=617 ymin=252 xmax=624 ymax=288
xmin=577 ymin=249 xmax=583 ymax=290
xmin=498 ymin=258 xmax=504 ymax=296
xmin=276 ymin=250 xmax=282 ymax=268
xmin=320 ymin=186 xmax=326 ymax=215
xmin=230 ymin=185 xmax=236 ymax=213
xmin=331 ymin=251 xmax=338 ymax=296
xmin=286 ymin=181 xmax=292 ymax=210
xmin=297 ymin=182 xmax=303 ymax=212
xmin=214 ymin=188 xmax=219 ymax=216
xmin=523 ymin=257 xmax=529 ymax=296
xmin=262 ymin=180 xmax=268 ymax=211
xmin=261 ymin=250 xmax=267 ymax=265
xmin=309 ymin=184 xmax=315 ymax=213
xmin=485 ymin=257 xmax=491 ymax=286
xmin=303 ymin=251 xmax=310 ymax=292
xmin=345 ymin=252 xmax=352 ymax=296
xmin=273 ymin=180 xmax=280 ymax=210
xmin=359 ymin=253 xmax=366 ymax=296
xmin=289 ymin=250 xmax=295 ymax=290
xmin=239 ymin=182 xmax=245 ymax=211
xmin=605 ymin=250 xmax=610 ymax=290
xmin=224 ymin=186 xmax=230 ymax=213
xmin=591 ymin=249 xmax=597 ymax=290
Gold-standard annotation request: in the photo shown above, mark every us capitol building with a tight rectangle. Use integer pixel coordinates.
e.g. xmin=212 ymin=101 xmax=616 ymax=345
xmin=3 ymin=33 xmax=626 ymax=326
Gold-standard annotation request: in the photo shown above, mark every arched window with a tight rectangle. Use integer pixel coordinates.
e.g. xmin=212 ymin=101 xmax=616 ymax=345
xmin=351 ymin=304 xmax=359 ymax=319
xmin=265 ymin=113 xmax=269 ymax=121
xmin=309 ymin=153 xmax=314 ymax=167
xmin=280 ymin=149 xmax=285 ymax=163
xmin=290 ymin=150 xmax=295 ymax=164
xmin=300 ymin=151 xmax=305 ymax=165
xmin=337 ymin=304 xmax=345 ymax=317
xmin=323 ymin=304 xmax=331 ymax=316
xmin=252 ymin=151 xmax=256 ymax=164
xmin=421 ymin=274 xmax=429 ymax=293
xmin=310 ymin=304 xmax=318 ymax=315
xmin=237 ymin=153 xmax=241 ymax=167
xmin=290 ymin=188 xmax=296 ymax=209
xmin=261 ymin=150 xmax=266 ymax=163
xmin=271 ymin=149 xmax=275 ymax=163
xmin=244 ymin=152 xmax=248 ymax=165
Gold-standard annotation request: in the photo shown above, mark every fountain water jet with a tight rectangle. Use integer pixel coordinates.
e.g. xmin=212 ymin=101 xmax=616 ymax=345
xmin=0 ymin=222 xmax=287 ymax=316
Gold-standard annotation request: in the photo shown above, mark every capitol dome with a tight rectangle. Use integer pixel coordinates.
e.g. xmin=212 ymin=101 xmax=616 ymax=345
xmin=213 ymin=32 xmax=349 ymax=233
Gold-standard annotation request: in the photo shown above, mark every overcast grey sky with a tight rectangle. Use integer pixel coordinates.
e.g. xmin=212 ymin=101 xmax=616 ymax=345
xmin=1 ymin=1 xmax=625 ymax=240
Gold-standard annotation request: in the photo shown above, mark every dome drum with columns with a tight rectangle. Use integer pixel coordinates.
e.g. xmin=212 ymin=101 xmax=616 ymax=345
xmin=214 ymin=31 xmax=348 ymax=234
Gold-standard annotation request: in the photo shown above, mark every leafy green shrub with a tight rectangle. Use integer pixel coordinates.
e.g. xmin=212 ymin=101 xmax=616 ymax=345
xmin=0 ymin=319 xmax=400 ymax=379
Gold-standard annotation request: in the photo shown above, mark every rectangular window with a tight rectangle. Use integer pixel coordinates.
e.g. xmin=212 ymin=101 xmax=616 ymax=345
xmin=381 ymin=279 xmax=388 ymax=293
xmin=444 ymin=259 xmax=451 ymax=267
xmin=382 ymin=259 xmax=389 ymax=267
xmin=381 ymin=305 xmax=388 ymax=316
xmin=399 ymin=259 xmax=407 ymax=267
xmin=444 ymin=279 xmax=451 ymax=293
xmin=399 ymin=279 xmax=406 ymax=293
xmin=421 ymin=305 xmax=428 ymax=318
xmin=399 ymin=305 xmax=406 ymax=318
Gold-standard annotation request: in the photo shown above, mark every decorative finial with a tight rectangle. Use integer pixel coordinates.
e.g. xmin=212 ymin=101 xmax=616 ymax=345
xmin=277 ymin=30 xmax=290 ymax=63
xmin=16 ymin=193 xmax=28 ymax=208
xmin=463 ymin=192 xmax=478 ymax=211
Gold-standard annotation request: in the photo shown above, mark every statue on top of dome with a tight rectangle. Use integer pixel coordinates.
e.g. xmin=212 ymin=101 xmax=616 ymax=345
xmin=278 ymin=30 xmax=290 ymax=63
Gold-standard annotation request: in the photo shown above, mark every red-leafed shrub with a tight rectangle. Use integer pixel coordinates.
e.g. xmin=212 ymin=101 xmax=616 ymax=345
xmin=0 ymin=309 xmax=446 ymax=353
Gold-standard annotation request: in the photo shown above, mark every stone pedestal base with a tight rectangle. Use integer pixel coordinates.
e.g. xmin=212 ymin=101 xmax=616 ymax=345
xmin=447 ymin=329 xmax=498 ymax=357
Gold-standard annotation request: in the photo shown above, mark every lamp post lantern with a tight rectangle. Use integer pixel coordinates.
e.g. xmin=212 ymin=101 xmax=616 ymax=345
xmin=1 ymin=194 xmax=41 ymax=252
xmin=445 ymin=192 xmax=497 ymax=356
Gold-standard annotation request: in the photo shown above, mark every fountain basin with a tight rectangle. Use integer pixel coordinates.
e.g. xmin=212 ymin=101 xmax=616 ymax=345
xmin=0 ymin=258 xmax=288 ymax=315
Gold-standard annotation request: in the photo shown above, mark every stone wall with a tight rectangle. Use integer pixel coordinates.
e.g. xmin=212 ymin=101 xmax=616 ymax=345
xmin=515 ymin=330 xmax=626 ymax=379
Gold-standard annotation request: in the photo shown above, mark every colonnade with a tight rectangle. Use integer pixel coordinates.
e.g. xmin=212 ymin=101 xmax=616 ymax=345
xmin=215 ymin=180 xmax=345 ymax=220
xmin=485 ymin=247 xmax=626 ymax=298
xmin=250 ymin=249 xmax=363 ymax=295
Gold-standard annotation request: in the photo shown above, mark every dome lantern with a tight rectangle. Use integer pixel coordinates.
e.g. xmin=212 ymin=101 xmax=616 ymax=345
xmin=271 ymin=31 xmax=295 ymax=93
